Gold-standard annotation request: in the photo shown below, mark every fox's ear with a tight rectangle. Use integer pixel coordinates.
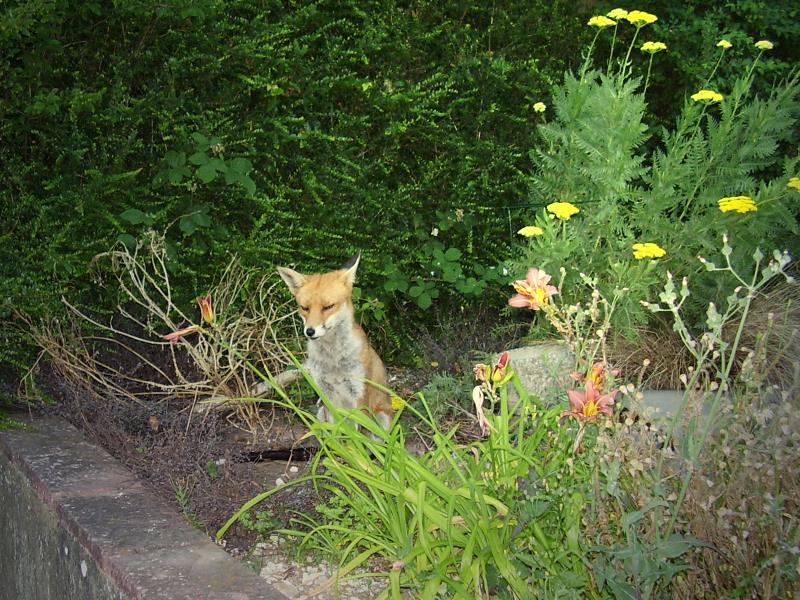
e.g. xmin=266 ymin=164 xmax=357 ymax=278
xmin=341 ymin=253 xmax=361 ymax=287
xmin=277 ymin=266 xmax=306 ymax=295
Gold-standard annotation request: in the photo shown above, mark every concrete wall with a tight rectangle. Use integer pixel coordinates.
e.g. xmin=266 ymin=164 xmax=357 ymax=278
xmin=0 ymin=415 xmax=287 ymax=600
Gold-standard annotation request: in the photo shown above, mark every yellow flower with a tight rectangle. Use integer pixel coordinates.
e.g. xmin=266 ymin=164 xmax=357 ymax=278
xmin=718 ymin=196 xmax=757 ymax=213
xmin=607 ymin=8 xmax=628 ymax=20
xmin=691 ymin=89 xmax=724 ymax=104
xmin=717 ymin=39 xmax=732 ymax=49
xmin=517 ymin=225 xmax=544 ymax=237
xmin=588 ymin=15 xmax=616 ymax=28
xmin=430 ymin=361 xmax=439 ymax=368
xmin=641 ymin=41 xmax=667 ymax=54
xmin=390 ymin=396 xmax=405 ymax=410
xmin=533 ymin=101 xmax=546 ymax=113
xmin=546 ymin=201 xmax=580 ymax=220
xmin=788 ymin=177 xmax=800 ymax=191
xmin=632 ymin=243 xmax=666 ymax=260
xmin=624 ymin=10 xmax=658 ymax=27
xmin=755 ymin=40 xmax=774 ymax=51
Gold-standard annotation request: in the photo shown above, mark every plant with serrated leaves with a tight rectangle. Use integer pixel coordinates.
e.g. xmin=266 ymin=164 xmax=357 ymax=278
xmin=513 ymin=12 xmax=800 ymax=335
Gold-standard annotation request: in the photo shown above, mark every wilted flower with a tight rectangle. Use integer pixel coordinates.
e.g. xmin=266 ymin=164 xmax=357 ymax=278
xmin=788 ymin=177 xmax=800 ymax=191
xmin=561 ymin=380 xmax=617 ymax=422
xmin=588 ymin=15 xmax=616 ymax=28
xmin=641 ymin=41 xmax=667 ymax=54
xmin=624 ymin=10 xmax=658 ymax=27
xmin=162 ymin=324 xmax=203 ymax=343
xmin=532 ymin=101 xmax=546 ymax=113
xmin=632 ymin=243 xmax=666 ymax=260
xmin=546 ymin=201 xmax=580 ymax=220
xmin=691 ymin=89 xmax=724 ymax=103
xmin=755 ymin=40 xmax=774 ymax=51
xmin=472 ymin=386 xmax=491 ymax=436
xmin=197 ymin=295 xmax=215 ymax=325
xmin=508 ymin=268 xmax=559 ymax=310
xmin=717 ymin=39 xmax=732 ymax=49
xmin=718 ymin=195 xmax=757 ymax=213
xmin=517 ymin=225 xmax=544 ymax=237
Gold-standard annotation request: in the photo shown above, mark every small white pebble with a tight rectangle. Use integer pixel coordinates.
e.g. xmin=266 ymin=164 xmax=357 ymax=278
xmin=289 ymin=466 xmax=299 ymax=474
xmin=275 ymin=478 xmax=285 ymax=486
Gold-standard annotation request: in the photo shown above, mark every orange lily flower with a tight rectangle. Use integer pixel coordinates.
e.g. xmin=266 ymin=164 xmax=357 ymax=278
xmin=197 ymin=295 xmax=215 ymax=325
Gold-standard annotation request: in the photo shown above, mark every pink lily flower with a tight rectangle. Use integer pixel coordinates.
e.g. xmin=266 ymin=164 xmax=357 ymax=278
xmin=561 ymin=380 xmax=617 ymax=422
xmin=508 ymin=268 xmax=559 ymax=311
xmin=570 ymin=361 xmax=620 ymax=392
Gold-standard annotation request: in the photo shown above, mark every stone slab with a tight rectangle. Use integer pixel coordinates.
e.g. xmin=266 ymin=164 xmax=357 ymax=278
xmin=0 ymin=413 xmax=289 ymax=600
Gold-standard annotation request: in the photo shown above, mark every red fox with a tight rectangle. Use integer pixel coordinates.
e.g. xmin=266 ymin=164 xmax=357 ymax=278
xmin=272 ymin=255 xmax=393 ymax=430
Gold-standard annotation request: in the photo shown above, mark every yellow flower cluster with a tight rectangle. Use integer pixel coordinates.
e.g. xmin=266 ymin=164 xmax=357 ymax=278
xmin=589 ymin=8 xmax=657 ymax=28
xmin=533 ymin=101 xmax=546 ymax=113
xmin=718 ymin=196 xmax=757 ymax=213
xmin=788 ymin=177 xmax=800 ymax=191
xmin=717 ymin=39 xmax=733 ymax=49
xmin=641 ymin=41 xmax=667 ymax=54
xmin=624 ymin=10 xmax=658 ymax=27
xmin=632 ymin=243 xmax=666 ymax=260
xmin=755 ymin=40 xmax=774 ymax=50
xmin=588 ymin=15 xmax=616 ymax=28
xmin=691 ymin=89 xmax=724 ymax=104
xmin=546 ymin=202 xmax=580 ymax=220
xmin=517 ymin=226 xmax=544 ymax=237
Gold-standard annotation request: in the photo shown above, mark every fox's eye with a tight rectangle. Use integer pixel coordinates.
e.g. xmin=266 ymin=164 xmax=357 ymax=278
xmin=299 ymin=305 xmax=309 ymax=312
xmin=322 ymin=303 xmax=335 ymax=311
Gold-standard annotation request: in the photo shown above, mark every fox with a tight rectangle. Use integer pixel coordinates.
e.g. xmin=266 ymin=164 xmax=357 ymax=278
xmin=267 ymin=255 xmax=393 ymax=430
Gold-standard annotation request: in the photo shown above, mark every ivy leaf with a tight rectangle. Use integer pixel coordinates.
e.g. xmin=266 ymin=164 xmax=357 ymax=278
xmin=164 ymin=151 xmax=186 ymax=168
xmin=120 ymin=208 xmax=153 ymax=226
xmin=189 ymin=151 xmax=209 ymax=166
xmin=196 ymin=162 xmax=218 ymax=183
xmin=117 ymin=234 xmax=137 ymax=249
xmin=228 ymin=157 xmax=253 ymax=175
xmin=444 ymin=247 xmax=462 ymax=261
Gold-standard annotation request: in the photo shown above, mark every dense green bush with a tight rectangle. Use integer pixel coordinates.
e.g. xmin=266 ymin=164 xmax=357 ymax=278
xmin=1 ymin=0 xmax=594 ymax=378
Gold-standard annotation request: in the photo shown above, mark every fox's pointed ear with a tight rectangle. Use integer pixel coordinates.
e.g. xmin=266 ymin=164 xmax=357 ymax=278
xmin=277 ymin=266 xmax=306 ymax=295
xmin=342 ymin=253 xmax=361 ymax=287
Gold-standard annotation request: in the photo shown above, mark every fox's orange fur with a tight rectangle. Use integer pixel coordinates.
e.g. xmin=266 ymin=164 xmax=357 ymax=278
xmin=277 ymin=256 xmax=393 ymax=429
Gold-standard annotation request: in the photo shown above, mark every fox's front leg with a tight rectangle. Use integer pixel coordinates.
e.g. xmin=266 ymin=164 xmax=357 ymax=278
xmin=252 ymin=368 xmax=301 ymax=396
xmin=316 ymin=401 xmax=332 ymax=423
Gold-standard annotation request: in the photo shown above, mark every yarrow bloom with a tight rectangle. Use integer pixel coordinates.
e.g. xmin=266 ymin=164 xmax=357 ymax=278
xmin=691 ymin=89 xmax=724 ymax=104
xmin=546 ymin=201 xmax=580 ymax=220
xmin=517 ymin=225 xmax=544 ymax=237
xmin=641 ymin=41 xmax=666 ymax=54
xmin=717 ymin=39 xmax=732 ymax=49
xmin=632 ymin=243 xmax=666 ymax=260
xmin=508 ymin=268 xmax=559 ymax=311
xmin=788 ymin=177 xmax=800 ymax=191
xmin=588 ymin=15 xmax=616 ymax=28
xmin=718 ymin=195 xmax=757 ymax=213
xmin=561 ymin=380 xmax=617 ymax=422
xmin=624 ymin=10 xmax=658 ymax=27
xmin=533 ymin=102 xmax=546 ymax=113
xmin=197 ymin=295 xmax=215 ymax=325
xmin=390 ymin=396 xmax=405 ymax=411
xmin=755 ymin=40 xmax=774 ymax=51
xmin=606 ymin=8 xmax=628 ymax=20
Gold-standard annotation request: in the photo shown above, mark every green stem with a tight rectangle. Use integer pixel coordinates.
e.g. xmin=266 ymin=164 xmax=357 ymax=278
xmin=643 ymin=55 xmax=654 ymax=94
xmin=619 ymin=26 xmax=642 ymax=84
xmin=606 ymin=24 xmax=619 ymax=76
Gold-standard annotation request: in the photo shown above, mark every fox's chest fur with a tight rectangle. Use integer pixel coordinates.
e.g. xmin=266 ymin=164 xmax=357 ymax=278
xmin=305 ymin=321 xmax=365 ymax=410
